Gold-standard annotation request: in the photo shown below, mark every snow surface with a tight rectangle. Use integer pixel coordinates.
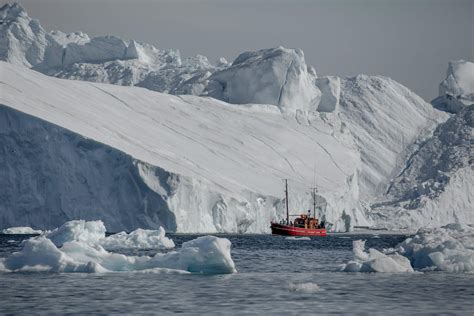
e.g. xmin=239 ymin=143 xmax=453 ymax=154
xmin=0 ymin=220 xmax=235 ymax=274
xmin=1 ymin=227 xmax=42 ymax=234
xmin=0 ymin=61 xmax=367 ymax=232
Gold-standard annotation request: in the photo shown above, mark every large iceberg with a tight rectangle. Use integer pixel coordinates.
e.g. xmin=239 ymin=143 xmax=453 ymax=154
xmin=0 ymin=61 xmax=366 ymax=232
xmin=0 ymin=220 xmax=235 ymax=274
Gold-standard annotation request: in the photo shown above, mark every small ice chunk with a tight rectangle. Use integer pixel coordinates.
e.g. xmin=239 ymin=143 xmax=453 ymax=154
xmin=340 ymin=240 xmax=414 ymax=273
xmin=285 ymin=237 xmax=311 ymax=241
xmin=1 ymin=227 xmax=42 ymax=234
xmin=288 ymin=282 xmax=321 ymax=293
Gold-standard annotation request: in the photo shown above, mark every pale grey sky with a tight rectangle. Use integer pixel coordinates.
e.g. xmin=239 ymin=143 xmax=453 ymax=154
xmin=4 ymin=0 xmax=474 ymax=100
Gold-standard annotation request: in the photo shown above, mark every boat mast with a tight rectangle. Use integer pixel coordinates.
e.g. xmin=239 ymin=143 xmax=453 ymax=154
xmin=285 ymin=179 xmax=289 ymax=225
xmin=312 ymin=187 xmax=317 ymax=219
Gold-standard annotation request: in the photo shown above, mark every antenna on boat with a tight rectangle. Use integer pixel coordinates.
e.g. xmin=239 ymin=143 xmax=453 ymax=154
xmin=284 ymin=179 xmax=289 ymax=225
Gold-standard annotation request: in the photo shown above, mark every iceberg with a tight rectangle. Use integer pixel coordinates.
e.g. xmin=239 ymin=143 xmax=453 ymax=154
xmin=340 ymin=240 xmax=414 ymax=273
xmin=0 ymin=220 xmax=235 ymax=274
xmin=1 ymin=227 xmax=42 ymax=234
xmin=206 ymin=47 xmax=320 ymax=114
xmin=395 ymin=224 xmax=474 ymax=273
xmin=341 ymin=224 xmax=474 ymax=273
xmin=45 ymin=220 xmax=175 ymax=250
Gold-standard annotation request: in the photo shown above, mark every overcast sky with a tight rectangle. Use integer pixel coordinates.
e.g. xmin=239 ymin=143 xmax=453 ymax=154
xmin=5 ymin=0 xmax=473 ymax=100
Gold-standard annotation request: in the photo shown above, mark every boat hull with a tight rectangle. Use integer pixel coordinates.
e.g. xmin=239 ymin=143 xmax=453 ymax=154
xmin=271 ymin=223 xmax=327 ymax=237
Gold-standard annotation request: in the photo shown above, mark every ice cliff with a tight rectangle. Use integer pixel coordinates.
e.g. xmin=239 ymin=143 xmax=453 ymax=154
xmin=0 ymin=61 xmax=368 ymax=232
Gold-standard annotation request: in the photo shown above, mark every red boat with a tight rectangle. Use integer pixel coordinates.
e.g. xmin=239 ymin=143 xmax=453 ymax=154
xmin=271 ymin=180 xmax=327 ymax=237
xmin=271 ymin=222 xmax=327 ymax=236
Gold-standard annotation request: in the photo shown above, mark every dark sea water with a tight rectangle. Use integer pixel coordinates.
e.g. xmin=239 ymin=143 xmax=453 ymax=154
xmin=1 ymin=233 xmax=473 ymax=315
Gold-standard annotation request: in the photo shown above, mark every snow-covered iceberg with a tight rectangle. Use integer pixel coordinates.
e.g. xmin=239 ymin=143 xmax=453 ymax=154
xmin=1 ymin=227 xmax=42 ymax=234
xmin=0 ymin=220 xmax=235 ymax=274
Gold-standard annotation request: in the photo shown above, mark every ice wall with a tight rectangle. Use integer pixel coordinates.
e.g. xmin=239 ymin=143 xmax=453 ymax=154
xmin=0 ymin=62 xmax=368 ymax=232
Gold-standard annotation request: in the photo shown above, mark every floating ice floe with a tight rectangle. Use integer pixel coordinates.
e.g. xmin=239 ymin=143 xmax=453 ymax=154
xmin=1 ymin=227 xmax=43 ymax=234
xmin=340 ymin=240 xmax=414 ymax=273
xmin=45 ymin=220 xmax=174 ymax=250
xmin=0 ymin=220 xmax=235 ymax=274
xmin=341 ymin=223 xmax=474 ymax=273
xmin=395 ymin=223 xmax=474 ymax=273
xmin=288 ymin=282 xmax=321 ymax=293
xmin=285 ymin=237 xmax=311 ymax=241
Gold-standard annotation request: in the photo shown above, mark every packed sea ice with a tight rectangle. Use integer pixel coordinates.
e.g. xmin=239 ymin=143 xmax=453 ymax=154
xmin=395 ymin=223 xmax=474 ymax=273
xmin=0 ymin=220 xmax=235 ymax=274
xmin=341 ymin=223 xmax=474 ymax=273
xmin=340 ymin=240 xmax=414 ymax=273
